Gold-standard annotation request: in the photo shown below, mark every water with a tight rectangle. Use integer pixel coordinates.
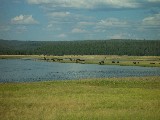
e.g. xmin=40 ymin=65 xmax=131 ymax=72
xmin=0 ymin=59 xmax=160 ymax=82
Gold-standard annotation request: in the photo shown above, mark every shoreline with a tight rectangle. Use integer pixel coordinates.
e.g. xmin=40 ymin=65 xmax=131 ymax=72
xmin=0 ymin=76 xmax=159 ymax=84
xmin=0 ymin=55 xmax=160 ymax=67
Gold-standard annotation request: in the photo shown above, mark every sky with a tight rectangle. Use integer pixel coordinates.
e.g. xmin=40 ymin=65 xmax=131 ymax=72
xmin=0 ymin=0 xmax=160 ymax=41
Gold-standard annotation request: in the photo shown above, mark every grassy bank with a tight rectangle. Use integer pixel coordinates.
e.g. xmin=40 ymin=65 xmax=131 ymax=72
xmin=0 ymin=77 xmax=160 ymax=120
xmin=0 ymin=55 xmax=160 ymax=67
xmin=0 ymin=55 xmax=41 ymax=59
xmin=52 ymin=55 xmax=160 ymax=67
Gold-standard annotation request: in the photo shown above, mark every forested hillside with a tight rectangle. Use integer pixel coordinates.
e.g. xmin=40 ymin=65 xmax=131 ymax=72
xmin=0 ymin=39 xmax=160 ymax=56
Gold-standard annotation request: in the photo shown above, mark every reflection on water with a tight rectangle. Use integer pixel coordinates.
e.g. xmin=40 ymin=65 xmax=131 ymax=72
xmin=0 ymin=59 xmax=160 ymax=82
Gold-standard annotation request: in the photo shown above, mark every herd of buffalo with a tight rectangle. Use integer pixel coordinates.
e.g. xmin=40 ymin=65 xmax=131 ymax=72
xmin=43 ymin=56 xmax=158 ymax=65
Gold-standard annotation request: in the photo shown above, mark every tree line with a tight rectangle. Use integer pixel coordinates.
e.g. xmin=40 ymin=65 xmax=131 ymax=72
xmin=0 ymin=39 xmax=160 ymax=56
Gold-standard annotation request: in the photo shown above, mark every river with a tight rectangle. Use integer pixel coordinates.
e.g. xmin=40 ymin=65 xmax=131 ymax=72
xmin=0 ymin=59 xmax=160 ymax=82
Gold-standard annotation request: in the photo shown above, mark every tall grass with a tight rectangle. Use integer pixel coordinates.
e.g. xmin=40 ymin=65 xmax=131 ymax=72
xmin=0 ymin=76 xmax=160 ymax=120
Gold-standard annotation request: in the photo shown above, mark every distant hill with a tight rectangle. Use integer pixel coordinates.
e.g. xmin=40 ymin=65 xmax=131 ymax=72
xmin=0 ymin=39 xmax=160 ymax=56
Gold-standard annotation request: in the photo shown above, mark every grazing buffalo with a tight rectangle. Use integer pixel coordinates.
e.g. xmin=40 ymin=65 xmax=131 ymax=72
xmin=57 ymin=59 xmax=63 ymax=61
xmin=150 ymin=62 xmax=155 ymax=64
xmin=112 ymin=61 xmax=115 ymax=63
xmin=133 ymin=62 xmax=136 ymax=64
xmin=99 ymin=61 xmax=104 ymax=65
xmin=112 ymin=61 xmax=119 ymax=64
xmin=69 ymin=58 xmax=72 ymax=61
xmin=51 ymin=58 xmax=55 ymax=61
xmin=76 ymin=59 xmax=85 ymax=63
xmin=133 ymin=61 xmax=140 ymax=64
xmin=44 ymin=57 xmax=47 ymax=60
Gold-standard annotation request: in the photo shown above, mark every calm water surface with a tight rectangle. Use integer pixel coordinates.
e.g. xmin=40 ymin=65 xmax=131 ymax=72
xmin=0 ymin=59 xmax=160 ymax=82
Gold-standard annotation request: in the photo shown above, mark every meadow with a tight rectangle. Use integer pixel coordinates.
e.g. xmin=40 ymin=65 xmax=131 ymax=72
xmin=0 ymin=76 xmax=160 ymax=120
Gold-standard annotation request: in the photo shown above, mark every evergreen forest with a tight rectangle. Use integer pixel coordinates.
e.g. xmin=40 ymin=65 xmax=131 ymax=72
xmin=0 ymin=39 xmax=159 ymax=56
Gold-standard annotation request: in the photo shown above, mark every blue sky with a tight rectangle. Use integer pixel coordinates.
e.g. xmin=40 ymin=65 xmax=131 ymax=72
xmin=0 ymin=0 xmax=160 ymax=41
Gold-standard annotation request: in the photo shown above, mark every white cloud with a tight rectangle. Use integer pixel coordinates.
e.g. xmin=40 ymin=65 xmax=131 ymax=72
xmin=44 ymin=23 xmax=61 ymax=31
xmin=0 ymin=25 xmax=10 ymax=32
xmin=111 ymin=34 xmax=124 ymax=39
xmin=148 ymin=0 xmax=160 ymax=2
xmin=77 ymin=22 xmax=95 ymax=27
xmin=103 ymin=0 xmax=140 ymax=8
xmin=27 ymin=0 xmax=51 ymax=4
xmin=11 ymin=14 xmax=39 ymax=24
xmin=48 ymin=12 xmax=70 ymax=18
xmin=110 ymin=33 xmax=131 ymax=39
xmin=47 ymin=12 xmax=92 ymax=25
xmin=72 ymin=28 xmax=87 ymax=33
xmin=47 ymin=24 xmax=53 ymax=28
xmin=142 ymin=13 xmax=160 ymax=26
xmin=27 ymin=0 xmax=141 ymax=9
xmin=15 ymin=26 xmax=28 ymax=33
xmin=96 ymin=18 xmax=128 ymax=28
xmin=57 ymin=33 xmax=67 ymax=38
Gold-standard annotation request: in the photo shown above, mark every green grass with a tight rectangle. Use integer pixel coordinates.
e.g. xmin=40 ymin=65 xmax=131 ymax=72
xmin=0 ymin=76 xmax=160 ymax=120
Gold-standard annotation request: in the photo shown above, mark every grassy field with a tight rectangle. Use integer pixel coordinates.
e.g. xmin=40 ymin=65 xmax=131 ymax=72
xmin=0 ymin=55 xmax=160 ymax=67
xmin=0 ymin=76 xmax=160 ymax=120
